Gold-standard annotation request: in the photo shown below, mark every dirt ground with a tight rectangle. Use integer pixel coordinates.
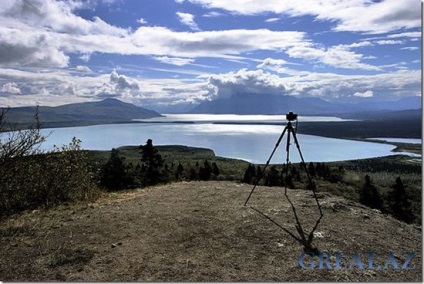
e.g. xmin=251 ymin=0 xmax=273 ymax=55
xmin=0 ymin=181 xmax=422 ymax=281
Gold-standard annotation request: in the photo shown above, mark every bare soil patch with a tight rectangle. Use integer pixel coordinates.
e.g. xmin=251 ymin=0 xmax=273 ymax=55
xmin=0 ymin=181 xmax=421 ymax=281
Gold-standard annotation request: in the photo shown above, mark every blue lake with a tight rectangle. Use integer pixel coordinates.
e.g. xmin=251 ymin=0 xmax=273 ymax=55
xmin=39 ymin=114 xmax=417 ymax=163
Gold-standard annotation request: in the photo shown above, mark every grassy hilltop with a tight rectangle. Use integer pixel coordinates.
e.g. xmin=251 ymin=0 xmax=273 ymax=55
xmin=0 ymin=181 xmax=421 ymax=281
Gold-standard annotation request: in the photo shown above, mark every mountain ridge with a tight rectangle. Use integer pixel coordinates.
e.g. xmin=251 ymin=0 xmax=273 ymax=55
xmin=3 ymin=98 xmax=162 ymax=129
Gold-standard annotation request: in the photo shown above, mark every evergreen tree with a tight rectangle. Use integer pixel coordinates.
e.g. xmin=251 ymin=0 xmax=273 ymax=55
xmin=175 ymin=162 xmax=184 ymax=180
xmin=100 ymin=148 xmax=134 ymax=190
xmin=242 ymin=164 xmax=256 ymax=184
xmin=256 ymin=165 xmax=263 ymax=181
xmin=139 ymin=139 xmax=164 ymax=186
xmin=290 ymin=166 xmax=298 ymax=178
xmin=189 ymin=168 xmax=197 ymax=181
xmin=387 ymin=177 xmax=413 ymax=223
xmin=359 ymin=175 xmax=382 ymax=210
xmin=198 ymin=160 xmax=212 ymax=181
xmin=308 ymin=162 xmax=316 ymax=177
xmin=212 ymin=162 xmax=220 ymax=176
xmin=307 ymin=180 xmax=317 ymax=191
xmin=265 ymin=166 xmax=280 ymax=186
xmin=316 ymin=163 xmax=323 ymax=177
xmin=283 ymin=173 xmax=294 ymax=188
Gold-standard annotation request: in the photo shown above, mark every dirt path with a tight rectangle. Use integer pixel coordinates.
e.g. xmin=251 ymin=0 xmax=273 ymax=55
xmin=1 ymin=181 xmax=421 ymax=281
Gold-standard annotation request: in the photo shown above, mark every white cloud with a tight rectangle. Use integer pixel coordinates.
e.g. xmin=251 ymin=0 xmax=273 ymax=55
xmin=206 ymin=68 xmax=287 ymax=98
xmin=0 ymin=0 xmax=381 ymax=71
xmin=387 ymin=32 xmax=421 ymax=39
xmin=400 ymin=47 xmax=419 ymax=51
xmin=257 ymin=58 xmax=309 ymax=76
xmin=375 ymin=40 xmax=404 ymax=45
xmin=186 ymin=0 xmax=421 ymax=34
xmin=1 ymin=82 xmax=21 ymax=94
xmin=79 ymin=53 xmax=92 ymax=62
xmin=203 ymin=11 xmax=226 ymax=17
xmin=130 ymin=27 xmax=307 ymax=59
xmin=153 ymin=56 xmax=195 ymax=66
xmin=176 ymin=12 xmax=200 ymax=31
xmin=332 ymin=0 xmax=420 ymax=34
xmin=137 ymin=18 xmax=148 ymax=25
xmin=257 ymin=58 xmax=288 ymax=67
xmin=110 ymin=70 xmax=139 ymax=90
xmin=203 ymin=68 xmax=421 ymax=100
xmin=0 ymin=28 xmax=70 ymax=67
xmin=286 ymin=44 xmax=380 ymax=71
xmin=265 ymin=18 xmax=279 ymax=23
xmin=0 ymin=0 xmax=128 ymax=67
xmin=0 ymin=0 xmax=128 ymax=36
xmin=0 ymin=65 xmax=420 ymax=108
xmin=0 ymin=0 xmax=419 ymax=109
xmin=75 ymin=65 xmax=92 ymax=73
xmin=343 ymin=41 xmax=373 ymax=48
xmin=353 ymin=90 xmax=373 ymax=97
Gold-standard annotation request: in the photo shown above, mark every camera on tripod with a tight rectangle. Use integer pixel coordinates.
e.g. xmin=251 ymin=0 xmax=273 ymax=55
xmin=286 ymin=111 xmax=298 ymax=121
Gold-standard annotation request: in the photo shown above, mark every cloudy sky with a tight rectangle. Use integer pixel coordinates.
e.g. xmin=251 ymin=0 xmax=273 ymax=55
xmin=0 ymin=0 xmax=421 ymax=111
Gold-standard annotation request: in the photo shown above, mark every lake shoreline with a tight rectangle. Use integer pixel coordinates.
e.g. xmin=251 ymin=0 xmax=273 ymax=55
xmin=33 ymin=114 xmax=420 ymax=163
xmin=41 ymin=119 xmax=422 ymax=139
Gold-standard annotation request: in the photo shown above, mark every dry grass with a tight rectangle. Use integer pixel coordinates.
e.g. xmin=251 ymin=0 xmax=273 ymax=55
xmin=0 ymin=181 xmax=421 ymax=281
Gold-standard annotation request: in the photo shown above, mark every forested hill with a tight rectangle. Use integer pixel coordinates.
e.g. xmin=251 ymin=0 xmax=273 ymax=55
xmin=2 ymin=98 xmax=162 ymax=129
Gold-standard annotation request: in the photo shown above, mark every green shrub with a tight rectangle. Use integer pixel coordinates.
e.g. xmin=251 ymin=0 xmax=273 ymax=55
xmin=0 ymin=108 xmax=99 ymax=217
xmin=0 ymin=138 xmax=99 ymax=217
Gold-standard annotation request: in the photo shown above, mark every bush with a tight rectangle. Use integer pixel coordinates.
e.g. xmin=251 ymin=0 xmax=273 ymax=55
xmin=0 ymin=107 xmax=99 ymax=217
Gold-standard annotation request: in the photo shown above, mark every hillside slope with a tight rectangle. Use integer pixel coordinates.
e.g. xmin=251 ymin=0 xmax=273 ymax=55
xmin=3 ymin=98 xmax=162 ymax=129
xmin=0 ymin=181 xmax=421 ymax=281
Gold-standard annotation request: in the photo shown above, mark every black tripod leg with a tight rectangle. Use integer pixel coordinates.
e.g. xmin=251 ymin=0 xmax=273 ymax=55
xmin=291 ymin=130 xmax=323 ymax=216
xmin=284 ymin=126 xmax=291 ymax=194
xmin=244 ymin=126 xmax=288 ymax=206
xmin=282 ymin=126 xmax=309 ymax=246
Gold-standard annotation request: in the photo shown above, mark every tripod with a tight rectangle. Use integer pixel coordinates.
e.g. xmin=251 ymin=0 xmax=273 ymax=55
xmin=243 ymin=112 xmax=323 ymax=255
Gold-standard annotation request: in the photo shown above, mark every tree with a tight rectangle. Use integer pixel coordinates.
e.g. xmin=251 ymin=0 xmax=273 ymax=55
xmin=99 ymin=148 xmax=134 ymax=190
xmin=256 ymin=165 xmax=263 ymax=181
xmin=212 ymin=162 xmax=220 ymax=176
xmin=359 ymin=175 xmax=382 ymax=210
xmin=139 ymin=139 xmax=164 ymax=186
xmin=387 ymin=177 xmax=413 ymax=223
xmin=0 ymin=107 xmax=45 ymax=162
xmin=242 ymin=164 xmax=256 ymax=184
xmin=198 ymin=160 xmax=212 ymax=181
xmin=308 ymin=162 xmax=316 ymax=177
xmin=175 ymin=162 xmax=184 ymax=180
xmin=189 ymin=168 xmax=197 ymax=181
xmin=265 ymin=166 xmax=280 ymax=186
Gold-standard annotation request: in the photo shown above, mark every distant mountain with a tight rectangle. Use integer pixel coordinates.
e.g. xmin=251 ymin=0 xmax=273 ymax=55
xmin=346 ymin=96 xmax=422 ymax=113
xmin=4 ymin=98 xmax=162 ymax=129
xmin=190 ymin=94 xmax=341 ymax=115
xmin=340 ymin=108 xmax=423 ymax=121
xmin=189 ymin=94 xmax=422 ymax=116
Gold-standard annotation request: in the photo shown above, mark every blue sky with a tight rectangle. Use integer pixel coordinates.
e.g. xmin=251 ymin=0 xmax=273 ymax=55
xmin=0 ymin=0 xmax=421 ymax=111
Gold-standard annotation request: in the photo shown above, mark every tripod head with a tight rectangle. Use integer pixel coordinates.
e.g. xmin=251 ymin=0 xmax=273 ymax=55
xmin=286 ymin=111 xmax=298 ymax=122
